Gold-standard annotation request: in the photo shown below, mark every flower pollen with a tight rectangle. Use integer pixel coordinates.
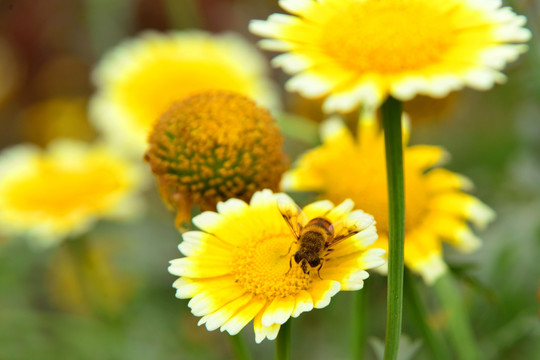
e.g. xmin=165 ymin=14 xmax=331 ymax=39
xmin=233 ymin=232 xmax=311 ymax=299
xmin=323 ymin=2 xmax=452 ymax=74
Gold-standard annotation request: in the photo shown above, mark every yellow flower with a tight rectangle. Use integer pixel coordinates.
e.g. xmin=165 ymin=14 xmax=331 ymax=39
xmin=0 ymin=140 xmax=145 ymax=247
xmin=145 ymin=91 xmax=288 ymax=226
xmin=168 ymin=189 xmax=385 ymax=342
xmin=90 ymin=30 xmax=280 ymax=155
xmin=250 ymin=0 xmax=531 ymax=112
xmin=282 ymin=117 xmax=495 ymax=284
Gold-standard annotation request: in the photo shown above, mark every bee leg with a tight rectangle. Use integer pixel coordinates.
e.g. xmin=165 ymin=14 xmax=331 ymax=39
xmin=316 ymin=260 xmax=324 ymax=280
xmin=285 ymin=256 xmax=293 ymax=275
xmin=280 ymin=241 xmax=296 ymax=257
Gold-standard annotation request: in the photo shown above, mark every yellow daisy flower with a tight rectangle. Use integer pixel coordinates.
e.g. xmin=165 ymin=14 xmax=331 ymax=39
xmin=250 ymin=0 xmax=531 ymax=112
xmin=282 ymin=117 xmax=495 ymax=284
xmin=90 ymin=30 xmax=280 ymax=155
xmin=168 ymin=189 xmax=385 ymax=342
xmin=0 ymin=140 xmax=145 ymax=247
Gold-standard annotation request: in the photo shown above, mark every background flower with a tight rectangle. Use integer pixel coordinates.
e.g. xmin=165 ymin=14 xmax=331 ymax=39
xmin=169 ymin=189 xmax=384 ymax=342
xmin=0 ymin=140 xmax=145 ymax=247
xmin=90 ymin=30 xmax=280 ymax=155
xmin=283 ymin=116 xmax=495 ymax=283
xmin=250 ymin=0 xmax=531 ymax=112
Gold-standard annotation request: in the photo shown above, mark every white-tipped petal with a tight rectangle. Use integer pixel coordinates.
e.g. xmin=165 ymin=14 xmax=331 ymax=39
xmin=291 ymin=290 xmax=313 ymax=318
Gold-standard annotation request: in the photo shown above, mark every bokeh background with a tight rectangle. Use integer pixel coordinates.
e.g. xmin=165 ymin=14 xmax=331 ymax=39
xmin=0 ymin=0 xmax=539 ymax=359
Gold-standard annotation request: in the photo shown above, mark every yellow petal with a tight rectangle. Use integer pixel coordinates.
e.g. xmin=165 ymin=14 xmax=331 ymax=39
xmin=291 ymin=290 xmax=313 ymax=318
xmin=261 ymin=296 xmax=295 ymax=327
xmin=308 ymin=280 xmax=340 ymax=309
xmin=220 ymin=296 xmax=267 ymax=335
xmin=198 ymin=293 xmax=253 ymax=331
xmin=254 ymin=310 xmax=281 ymax=343
xmin=168 ymin=257 xmax=230 ymax=278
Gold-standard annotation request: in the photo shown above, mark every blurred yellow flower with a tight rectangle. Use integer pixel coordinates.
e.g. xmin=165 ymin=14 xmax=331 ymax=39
xmin=250 ymin=0 xmax=531 ymax=112
xmin=169 ymin=190 xmax=384 ymax=342
xmin=282 ymin=117 xmax=495 ymax=284
xmin=0 ymin=140 xmax=145 ymax=247
xmin=145 ymin=91 xmax=288 ymax=226
xmin=90 ymin=31 xmax=280 ymax=155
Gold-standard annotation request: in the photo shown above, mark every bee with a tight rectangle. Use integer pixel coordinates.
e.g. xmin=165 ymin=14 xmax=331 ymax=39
xmin=278 ymin=200 xmax=372 ymax=277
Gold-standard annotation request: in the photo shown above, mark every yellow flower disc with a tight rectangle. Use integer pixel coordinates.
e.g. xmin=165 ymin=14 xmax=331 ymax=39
xmin=0 ymin=140 xmax=145 ymax=247
xmin=90 ymin=31 xmax=279 ymax=155
xmin=282 ymin=116 xmax=495 ymax=284
xmin=168 ymin=189 xmax=385 ymax=342
xmin=250 ymin=0 xmax=531 ymax=112
xmin=145 ymin=91 xmax=288 ymax=224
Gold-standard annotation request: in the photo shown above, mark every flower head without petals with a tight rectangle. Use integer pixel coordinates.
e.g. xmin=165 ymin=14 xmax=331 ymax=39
xmin=145 ymin=91 xmax=289 ymax=226
xmin=168 ymin=189 xmax=385 ymax=342
xmin=0 ymin=140 xmax=145 ymax=247
xmin=283 ymin=116 xmax=495 ymax=284
xmin=250 ymin=0 xmax=531 ymax=112
xmin=90 ymin=30 xmax=279 ymax=155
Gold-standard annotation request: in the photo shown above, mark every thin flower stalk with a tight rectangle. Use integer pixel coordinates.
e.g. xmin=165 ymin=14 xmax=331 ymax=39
xmin=381 ymin=97 xmax=405 ymax=360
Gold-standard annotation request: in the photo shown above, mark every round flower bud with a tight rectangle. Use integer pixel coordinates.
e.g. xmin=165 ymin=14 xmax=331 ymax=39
xmin=145 ymin=90 xmax=288 ymax=225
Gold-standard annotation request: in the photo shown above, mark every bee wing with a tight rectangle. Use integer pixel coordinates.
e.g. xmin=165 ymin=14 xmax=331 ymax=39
xmin=325 ymin=210 xmax=375 ymax=248
xmin=275 ymin=194 xmax=306 ymax=239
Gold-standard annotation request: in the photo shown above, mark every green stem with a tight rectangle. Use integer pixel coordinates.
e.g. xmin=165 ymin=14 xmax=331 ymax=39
xmin=381 ymin=96 xmax=405 ymax=360
xmin=229 ymin=334 xmax=252 ymax=360
xmin=275 ymin=320 xmax=291 ymax=360
xmin=404 ymin=270 xmax=451 ymax=360
xmin=433 ymin=272 xmax=481 ymax=360
xmin=352 ymin=281 xmax=370 ymax=359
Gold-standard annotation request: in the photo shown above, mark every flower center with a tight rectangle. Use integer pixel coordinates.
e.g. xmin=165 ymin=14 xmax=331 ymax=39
xmin=320 ymin=0 xmax=453 ymax=74
xmin=232 ymin=231 xmax=312 ymax=299
xmin=145 ymin=91 xmax=288 ymax=211
xmin=4 ymin=161 xmax=123 ymax=216
xmin=322 ymin=144 xmax=429 ymax=237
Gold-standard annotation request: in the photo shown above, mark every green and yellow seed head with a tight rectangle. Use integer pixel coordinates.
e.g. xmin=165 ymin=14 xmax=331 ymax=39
xmin=145 ymin=90 xmax=288 ymax=224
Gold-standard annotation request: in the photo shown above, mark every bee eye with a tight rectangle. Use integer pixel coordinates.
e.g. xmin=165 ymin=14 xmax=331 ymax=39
xmin=309 ymin=258 xmax=320 ymax=267
xmin=294 ymin=252 xmax=302 ymax=263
